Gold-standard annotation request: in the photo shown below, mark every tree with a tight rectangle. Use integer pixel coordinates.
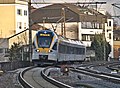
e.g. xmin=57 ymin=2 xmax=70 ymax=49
xmin=9 ymin=42 xmax=22 ymax=61
xmin=91 ymin=34 xmax=111 ymax=61
xmin=17 ymin=32 xmax=28 ymax=45
xmin=105 ymin=42 xmax=111 ymax=60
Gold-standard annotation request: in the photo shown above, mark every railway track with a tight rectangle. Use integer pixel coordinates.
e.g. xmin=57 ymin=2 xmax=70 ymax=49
xmin=18 ymin=61 xmax=120 ymax=88
xmin=72 ymin=67 xmax=120 ymax=84
xmin=18 ymin=66 xmax=73 ymax=88
xmin=69 ymin=61 xmax=120 ymax=88
xmin=107 ymin=62 xmax=120 ymax=73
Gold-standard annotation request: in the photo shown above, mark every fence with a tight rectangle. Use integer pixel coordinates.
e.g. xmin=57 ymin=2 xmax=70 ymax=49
xmin=0 ymin=61 xmax=31 ymax=71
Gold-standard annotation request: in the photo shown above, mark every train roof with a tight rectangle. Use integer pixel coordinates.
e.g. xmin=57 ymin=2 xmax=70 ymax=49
xmin=36 ymin=29 xmax=85 ymax=47
xmin=58 ymin=36 xmax=85 ymax=47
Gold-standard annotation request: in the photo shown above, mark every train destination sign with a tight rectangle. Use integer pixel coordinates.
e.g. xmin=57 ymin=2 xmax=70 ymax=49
xmin=40 ymin=34 xmax=50 ymax=36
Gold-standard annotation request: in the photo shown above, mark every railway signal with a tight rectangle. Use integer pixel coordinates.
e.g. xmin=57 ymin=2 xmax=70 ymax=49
xmin=60 ymin=65 xmax=69 ymax=76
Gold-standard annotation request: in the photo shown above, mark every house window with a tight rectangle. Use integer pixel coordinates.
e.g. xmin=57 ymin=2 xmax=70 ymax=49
xmin=109 ymin=33 xmax=111 ymax=39
xmin=0 ymin=48 xmax=3 ymax=53
xmin=24 ymin=23 xmax=26 ymax=29
xmin=82 ymin=34 xmax=86 ymax=41
xmin=109 ymin=21 xmax=111 ymax=27
xmin=17 ymin=22 xmax=22 ymax=29
xmin=24 ymin=10 xmax=27 ymax=16
xmin=17 ymin=9 xmax=22 ymax=15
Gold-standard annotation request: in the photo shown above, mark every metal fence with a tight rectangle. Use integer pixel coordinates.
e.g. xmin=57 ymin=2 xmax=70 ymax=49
xmin=0 ymin=61 xmax=31 ymax=71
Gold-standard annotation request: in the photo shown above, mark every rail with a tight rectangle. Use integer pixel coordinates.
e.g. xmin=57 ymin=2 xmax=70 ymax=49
xmin=18 ymin=67 xmax=35 ymax=88
xmin=71 ymin=67 xmax=120 ymax=84
xmin=18 ymin=66 xmax=73 ymax=88
xmin=41 ymin=67 xmax=73 ymax=88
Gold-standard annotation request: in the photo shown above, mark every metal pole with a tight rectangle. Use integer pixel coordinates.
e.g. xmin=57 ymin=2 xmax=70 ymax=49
xmin=103 ymin=33 xmax=106 ymax=61
xmin=104 ymin=41 xmax=106 ymax=61
xmin=63 ymin=8 xmax=66 ymax=37
xmin=61 ymin=8 xmax=63 ymax=36
xmin=61 ymin=8 xmax=66 ymax=37
xmin=28 ymin=0 xmax=32 ymax=62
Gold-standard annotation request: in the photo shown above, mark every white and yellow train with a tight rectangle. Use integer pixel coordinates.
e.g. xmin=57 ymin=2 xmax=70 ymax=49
xmin=32 ymin=29 xmax=86 ymax=65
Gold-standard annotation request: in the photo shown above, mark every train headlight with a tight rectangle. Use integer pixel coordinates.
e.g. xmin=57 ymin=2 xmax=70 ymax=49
xmin=36 ymin=49 xmax=40 ymax=52
xmin=49 ymin=50 xmax=53 ymax=52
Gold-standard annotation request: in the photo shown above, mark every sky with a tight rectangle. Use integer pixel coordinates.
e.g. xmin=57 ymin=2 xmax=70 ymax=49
xmin=32 ymin=0 xmax=119 ymax=5
xmin=32 ymin=0 xmax=120 ymax=15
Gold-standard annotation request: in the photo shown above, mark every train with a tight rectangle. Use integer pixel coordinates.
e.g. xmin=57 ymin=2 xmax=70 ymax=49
xmin=32 ymin=29 xmax=86 ymax=65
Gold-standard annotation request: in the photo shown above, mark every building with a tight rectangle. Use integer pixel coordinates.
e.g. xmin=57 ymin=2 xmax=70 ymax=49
xmin=0 ymin=2 xmax=115 ymax=59
xmin=0 ymin=0 xmax=29 ymax=46
xmin=31 ymin=4 xmax=114 ymax=58
xmin=113 ymin=28 xmax=120 ymax=59
xmin=0 ymin=38 xmax=9 ymax=62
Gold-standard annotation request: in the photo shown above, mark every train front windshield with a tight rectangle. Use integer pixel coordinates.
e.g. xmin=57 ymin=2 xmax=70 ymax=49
xmin=37 ymin=31 xmax=53 ymax=48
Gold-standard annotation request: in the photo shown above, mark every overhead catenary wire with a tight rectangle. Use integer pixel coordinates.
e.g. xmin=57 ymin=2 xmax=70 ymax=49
xmin=111 ymin=3 xmax=120 ymax=25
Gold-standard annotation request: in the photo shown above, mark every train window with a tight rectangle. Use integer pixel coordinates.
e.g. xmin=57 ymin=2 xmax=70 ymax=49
xmin=62 ymin=45 xmax=66 ymax=53
xmin=58 ymin=44 xmax=62 ymax=53
xmin=63 ymin=45 xmax=66 ymax=53
xmin=52 ymin=42 xmax=57 ymax=50
xmin=80 ymin=48 xmax=83 ymax=54
xmin=38 ymin=36 xmax=52 ymax=48
xmin=59 ymin=44 xmax=85 ymax=55
xmin=79 ymin=48 xmax=82 ymax=54
xmin=76 ymin=48 xmax=79 ymax=54
xmin=58 ymin=44 xmax=66 ymax=53
xmin=66 ymin=46 xmax=74 ymax=54
xmin=70 ymin=47 xmax=74 ymax=54
xmin=74 ymin=47 xmax=77 ymax=54
xmin=66 ymin=46 xmax=71 ymax=54
xmin=76 ymin=48 xmax=83 ymax=55
xmin=79 ymin=48 xmax=85 ymax=55
xmin=83 ymin=49 xmax=85 ymax=54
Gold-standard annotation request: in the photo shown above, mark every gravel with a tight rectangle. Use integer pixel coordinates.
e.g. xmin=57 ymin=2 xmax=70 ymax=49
xmin=49 ymin=67 xmax=120 ymax=88
xmin=0 ymin=71 xmax=22 ymax=88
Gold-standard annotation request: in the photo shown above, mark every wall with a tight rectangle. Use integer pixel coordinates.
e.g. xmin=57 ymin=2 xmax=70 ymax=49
xmin=0 ymin=5 xmax=15 ymax=38
xmin=113 ymin=41 xmax=120 ymax=59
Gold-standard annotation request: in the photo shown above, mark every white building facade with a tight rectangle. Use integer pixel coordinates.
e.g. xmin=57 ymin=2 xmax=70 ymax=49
xmin=15 ymin=3 xmax=29 ymax=34
xmin=78 ymin=19 xmax=114 ymax=58
xmin=0 ymin=0 xmax=29 ymax=46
